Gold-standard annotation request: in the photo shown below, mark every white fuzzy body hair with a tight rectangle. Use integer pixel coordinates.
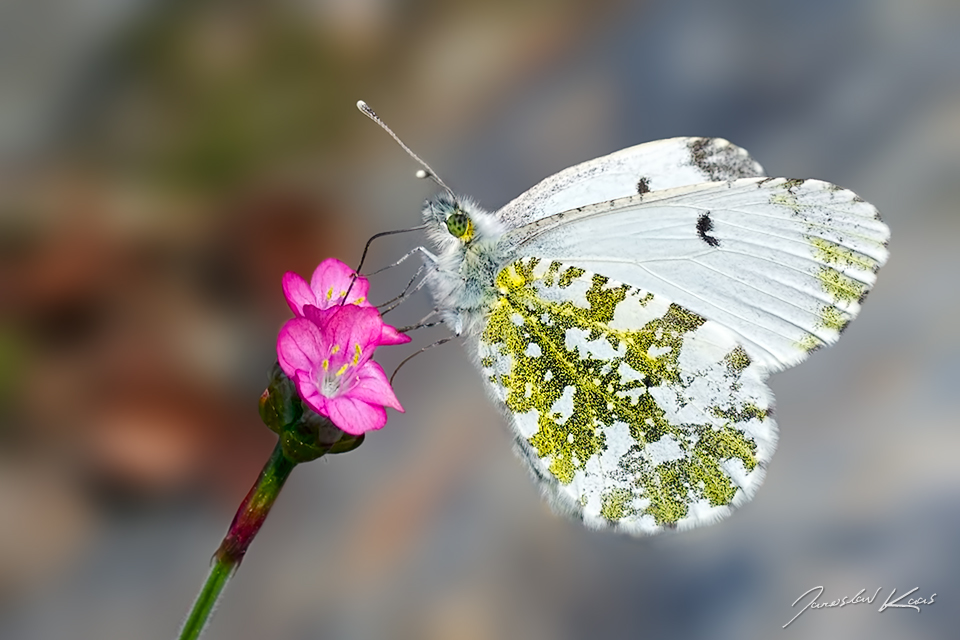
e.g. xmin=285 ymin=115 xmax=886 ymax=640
xmin=421 ymin=193 xmax=510 ymax=337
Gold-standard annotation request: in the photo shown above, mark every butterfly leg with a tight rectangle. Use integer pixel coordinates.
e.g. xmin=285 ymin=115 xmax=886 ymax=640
xmin=389 ymin=336 xmax=455 ymax=385
xmin=364 ymin=245 xmax=435 ymax=276
xmin=377 ymin=263 xmax=425 ymax=307
xmin=365 ymin=245 xmax=439 ymax=315
xmin=379 ymin=268 xmax=434 ymax=316
xmin=396 ymin=308 xmax=442 ymax=333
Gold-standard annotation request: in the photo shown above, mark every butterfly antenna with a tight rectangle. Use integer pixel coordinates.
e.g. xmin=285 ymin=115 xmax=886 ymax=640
xmin=356 ymin=100 xmax=455 ymax=199
xmin=390 ymin=337 xmax=454 ymax=386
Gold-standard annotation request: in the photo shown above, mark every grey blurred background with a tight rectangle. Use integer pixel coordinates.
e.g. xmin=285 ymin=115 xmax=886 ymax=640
xmin=1 ymin=0 xmax=957 ymax=639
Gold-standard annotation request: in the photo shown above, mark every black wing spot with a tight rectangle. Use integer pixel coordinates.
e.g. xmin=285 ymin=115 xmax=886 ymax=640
xmin=697 ymin=212 xmax=720 ymax=247
xmin=687 ymin=137 xmax=764 ymax=182
xmin=783 ymin=178 xmax=806 ymax=193
xmin=636 ymin=176 xmax=651 ymax=194
xmin=689 ymin=138 xmax=710 ymax=174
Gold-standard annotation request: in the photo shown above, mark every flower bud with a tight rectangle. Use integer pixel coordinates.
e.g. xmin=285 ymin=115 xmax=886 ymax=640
xmin=259 ymin=362 xmax=366 ymax=463
xmin=259 ymin=362 xmax=303 ymax=434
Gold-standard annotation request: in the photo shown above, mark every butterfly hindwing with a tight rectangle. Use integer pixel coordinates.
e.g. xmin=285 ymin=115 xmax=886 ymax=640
xmin=504 ymin=177 xmax=890 ymax=372
xmin=496 ymin=137 xmax=765 ymax=230
xmin=477 ymin=258 xmax=777 ymax=535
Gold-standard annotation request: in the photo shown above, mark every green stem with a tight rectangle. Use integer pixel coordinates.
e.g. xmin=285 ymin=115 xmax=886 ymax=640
xmin=178 ymin=440 xmax=296 ymax=640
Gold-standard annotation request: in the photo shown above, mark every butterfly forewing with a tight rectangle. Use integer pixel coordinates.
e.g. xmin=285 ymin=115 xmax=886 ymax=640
xmin=503 ymin=177 xmax=890 ymax=372
xmin=477 ymin=258 xmax=777 ymax=534
xmin=496 ymin=137 xmax=765 ymax=230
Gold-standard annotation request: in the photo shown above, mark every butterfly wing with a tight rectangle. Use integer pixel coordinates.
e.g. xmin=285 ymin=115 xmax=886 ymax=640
xmin=502 ymin=177 xmax=890 ymax=372
xmin=475 ymin=176 xmax=887 ymax=534
xmin=477 ymin=258 xmax=777 ymax=534
xmin=496 ymin=137 xmax=765 ymax=230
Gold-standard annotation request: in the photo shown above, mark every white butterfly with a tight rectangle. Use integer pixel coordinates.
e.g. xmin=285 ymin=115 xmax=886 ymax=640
xmin=359 ymin=102 xmax=889 ymax=536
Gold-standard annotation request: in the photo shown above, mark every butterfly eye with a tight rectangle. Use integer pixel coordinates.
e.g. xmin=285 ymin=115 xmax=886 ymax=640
xmin=445 ymin=212 xmax=473 ymax=240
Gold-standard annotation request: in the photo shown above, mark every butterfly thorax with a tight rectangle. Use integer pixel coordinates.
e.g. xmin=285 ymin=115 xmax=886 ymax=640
xmin=421 ymin=193 xmax=511 ymax=336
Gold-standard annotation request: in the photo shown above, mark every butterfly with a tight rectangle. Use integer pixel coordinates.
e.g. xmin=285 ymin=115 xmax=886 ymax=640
xmin=359 ymin=102 xmax=889 ymax=536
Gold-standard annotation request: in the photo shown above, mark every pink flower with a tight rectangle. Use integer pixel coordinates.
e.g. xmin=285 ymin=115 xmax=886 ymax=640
xmin=277 ymin=304 xmax=404 ymax=435
xmin=282 ymin=258 xmax=408 ymax=345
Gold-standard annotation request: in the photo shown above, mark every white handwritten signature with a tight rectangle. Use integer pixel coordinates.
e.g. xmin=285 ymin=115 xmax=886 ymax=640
xmin=783 ymin=585 xmax=936 ymax=628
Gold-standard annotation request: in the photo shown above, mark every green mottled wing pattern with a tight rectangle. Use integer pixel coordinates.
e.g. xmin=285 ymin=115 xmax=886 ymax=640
xmin=478 ymin=258 xmax=777 ymax=534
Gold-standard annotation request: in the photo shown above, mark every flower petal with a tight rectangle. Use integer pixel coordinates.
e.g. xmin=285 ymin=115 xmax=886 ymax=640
xmin=379 ymin=323 xmax=412 ymax=346
xmin=277 ymin=317 xmax=326 ymax=377
xmin=282 ymin=271 xmax=316 ymax=316
xmin=348 ymin=361 xmax=404 ymax=411
xmin=324 ymin=396 xmax=387 ymax=435
xmin=301 ymin=304 xmax=334 ymax=326
xmin=319 ymin=306 xmax=383 ymax=371
xmin=292 ymin=371 xmax=327 ymax=416
xmin=310 ymin=258 xmax=371 ymax=309
xmin=306 ymin=304 xmax=409 ymax=348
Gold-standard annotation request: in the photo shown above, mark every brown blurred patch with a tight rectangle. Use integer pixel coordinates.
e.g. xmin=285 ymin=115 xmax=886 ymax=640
xmin=4 ymin=171 xmax=348 ymax=505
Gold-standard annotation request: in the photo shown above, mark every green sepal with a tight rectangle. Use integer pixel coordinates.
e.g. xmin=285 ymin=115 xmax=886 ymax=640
xmin=258 ymin=362 xmax=365 ymax=463
xmin=328 ymin=432 xmax=365 ymax=454
xmin=259 ymin=362 xmax=303 ymax=434
xmin=279 ymin=426 xmax=330 ymax=463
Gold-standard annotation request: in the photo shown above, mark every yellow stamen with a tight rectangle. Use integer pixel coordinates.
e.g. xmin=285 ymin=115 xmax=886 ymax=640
xmin=331 ymin=344 xmax=340 ymax=354
xmin=322 ymin=359 xmax=329 ymax=371
xmin=326 ymin=287 xmax=334 ymax=300
xmin=353 ymin=296 xmax=365 ymax=305
xmin=336 ymin=363 xmax=349 ymax=377
xmin=353 ymin=343 xmax=362 ymax=365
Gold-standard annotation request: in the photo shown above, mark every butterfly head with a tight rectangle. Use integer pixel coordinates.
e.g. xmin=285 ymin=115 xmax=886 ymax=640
xmin=422 ymin=193 xmax=500 ymax=250
xmin=444 ymin=209 xmax=473 ymax=241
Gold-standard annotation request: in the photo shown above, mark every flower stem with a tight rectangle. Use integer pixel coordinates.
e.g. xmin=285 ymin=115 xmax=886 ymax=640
xmin=178 ymin=440 xmax=297 ymax=640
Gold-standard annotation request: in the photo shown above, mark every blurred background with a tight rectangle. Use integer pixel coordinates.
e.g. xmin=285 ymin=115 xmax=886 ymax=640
xmin=1 ymin=0 xmax=958 ymax=638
